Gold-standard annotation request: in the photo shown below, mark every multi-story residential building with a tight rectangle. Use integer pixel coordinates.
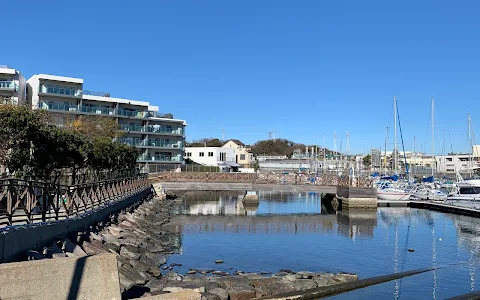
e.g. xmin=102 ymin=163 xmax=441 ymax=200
xmin=435 ymin=153 xmax=480 ymax=174
xmin=0 ymin=65 xmax=26 ymax=105
xmin=222 ymin=139 xmax=255 ymax=167
xmin=184 ymin=147 xmax=239 ymax=171
xmin=26 ymin=73 xmax=186 ymax=173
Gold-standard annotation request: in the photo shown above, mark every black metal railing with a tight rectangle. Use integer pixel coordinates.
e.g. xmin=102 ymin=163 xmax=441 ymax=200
xmin=0 ymin=175 xmax=150 ymax=227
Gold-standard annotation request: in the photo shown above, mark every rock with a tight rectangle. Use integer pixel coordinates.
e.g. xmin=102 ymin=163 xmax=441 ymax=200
xmin=145 ymin=278 xmax=168 ymax=292
xmin=146 ymin=290 xmax=202 ymax=300
xmin=201 ymin=292 xmax=221 ymax=300
xmin=283 ymin=274 xmax=297 ymax=282
xmin=171 ymin=263 xmax=183 ymax=267
xmin=408 ymin=249 xmax=415 ymax=252
xmin=62 ymin=238 xmax=87 ymax=257
xmin=147 ymin=267 xmax=162 ymax=277
xmin=251 ymin=278 xmax=296 ymax=297
xmin=332 ymin=273 xmax=358 ymax=284
xmin=226 ymin=284 xmax=256 ymax=300
xmin=209 ymin=288 xmax=228 ymax=300
xmin=313 ymin=275 xmax=329 ymax=287
xmin=102 ymin=232 xmax=121 ymax=246
xmin=118 ymin=265 xmax=147 ymax=289
xmin=89 ymin=232 xmax=104 ymax=243
xmin=52 ymin=252 xmax=67 ymax=259
xmin=120 ymin=245 xmax=141 ymax=260
xmin=295 ymin=271 xmax=315 ymax=279
xmin=103 ymin=242 xmax=120 ymax=254
xmin=163 ymin=286 xmax=205 ymax=293
xmin=43 ymin=243 xmax=65 ymax=258
xmin=162 ymin=266 xmax=170 ymax=270
xmin=188 ymin=270 xmax=197 ymax=274
xmin=292 ymin=279 xmax=317 ymax=291
xmin=215 ymin=260 xmax=224 ymax=264
xmin=107 ymin=226 xmax=123 ymax=238
xmin=25 ymin=250 xmax=45 ymax=261
xmin=82 ymin=240 xmax=107 ymax=255
xmin=165 ymin=271 xmax=182 ymax=281
xmin=279 ymin=269 xmax=294 ymax=274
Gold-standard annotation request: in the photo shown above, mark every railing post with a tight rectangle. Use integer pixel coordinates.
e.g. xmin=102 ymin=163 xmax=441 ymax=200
xmin=42 ymin=183 xmax=47 ymax=223
xmin=7 ymin=179 xmax=14 ymax=226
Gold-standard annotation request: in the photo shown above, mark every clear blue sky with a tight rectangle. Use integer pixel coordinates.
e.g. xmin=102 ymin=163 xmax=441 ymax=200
xmin=4 ymin=0 xmax=480 ymax=154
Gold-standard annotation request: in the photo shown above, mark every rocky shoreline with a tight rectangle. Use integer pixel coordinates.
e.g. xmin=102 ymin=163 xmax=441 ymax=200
xmin=23 ymin=191 xmax=358 ymax=299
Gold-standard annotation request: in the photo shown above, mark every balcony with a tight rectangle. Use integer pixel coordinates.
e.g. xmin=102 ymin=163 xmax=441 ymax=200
xmin=137 ymin=155 xmax=182 ymax=162
xmin=41 ymin=102 xmax=78 ymax=112
xmin=146 ymin=126 xmax=183 ymax=135
xmin=80 ymin=105 xmax=115 ymax=115
xmin=119 ymin=124 xmax=145 ymax=132
xmin=39 ymin=85 xmax=82 ymax=98
xmin=0 ymin=81 xmax=17 ymax=91
xmin=117 ymin=109 xmax=175 ymax=120
xmin=118 ymin=138 xmax=144 ymax=147
xmin=83 ymin=90 xmax=110 ymax=97
xmin=144 ymin=140 xmax=183 ymax=149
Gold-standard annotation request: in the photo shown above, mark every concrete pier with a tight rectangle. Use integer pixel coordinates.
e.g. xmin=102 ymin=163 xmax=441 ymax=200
xmin=243 ymin=191 xmax=259 ymax=203
xmin=336 ymin=186 xmax=377 ymax=210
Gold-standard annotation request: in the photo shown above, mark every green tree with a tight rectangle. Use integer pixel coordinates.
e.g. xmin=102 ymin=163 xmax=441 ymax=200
xmin=363 ymin=154 xmax=372 ymax=168
xmin=253 ymin=159 xmax=260 ymax=173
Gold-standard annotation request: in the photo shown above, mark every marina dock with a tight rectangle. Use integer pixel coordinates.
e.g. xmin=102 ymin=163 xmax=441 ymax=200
xmin=379 ymin=200 xmax=480 ymax=217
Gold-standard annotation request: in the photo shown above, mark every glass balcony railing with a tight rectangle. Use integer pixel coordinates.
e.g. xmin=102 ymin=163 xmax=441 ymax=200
xmin=145 ymin=140 xmax=183 ymax=148
xmin=117 ymin=108 xmax=146 ymax=118
xmin=42 ymin=102 xmax=78 ymax=112
xmin=138 ymin=155 xmax=182 ymax=162
xmin=119 ymin=124 xmax=145 ymax=132
xmin=0 ymin=81 xmax=17 ymax=91
xmin=80 ymin=106 xmax=115 ymax=115
xmin=146 ymin=126 xmax=183 ymax=135
xmin=118 ymin=138 xmax=144 ymax=147
xmin=40 ymin=85 xmax=82 ymax=97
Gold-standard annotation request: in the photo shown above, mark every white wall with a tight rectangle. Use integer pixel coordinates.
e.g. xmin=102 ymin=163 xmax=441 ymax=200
xmin=185 ymin=147 xmax=236 ymax=166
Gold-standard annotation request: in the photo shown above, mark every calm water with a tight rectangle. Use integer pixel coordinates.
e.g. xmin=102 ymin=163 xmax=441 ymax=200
xmin=167 ymin=191 xmax=480 ymax=299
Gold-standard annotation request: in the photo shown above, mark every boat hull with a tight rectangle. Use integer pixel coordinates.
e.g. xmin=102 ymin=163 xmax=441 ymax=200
xmin=377 ymin=191 xmax=411 ymax=201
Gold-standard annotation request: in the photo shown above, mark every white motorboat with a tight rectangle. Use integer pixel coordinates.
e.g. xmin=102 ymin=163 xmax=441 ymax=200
xmin=411 ymin=184 xmax=447 ymax=201
xmin=446 ymin=182 xmax=480 ymax=203
xmin=377 ymin=188 xmax=411 ymax=201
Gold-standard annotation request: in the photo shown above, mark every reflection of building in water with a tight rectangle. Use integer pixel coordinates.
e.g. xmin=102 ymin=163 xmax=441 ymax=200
xmin=336 ymin=210 xmax=378 ymax=240
xmin=174 ymin=191 xmax=244 ymax=215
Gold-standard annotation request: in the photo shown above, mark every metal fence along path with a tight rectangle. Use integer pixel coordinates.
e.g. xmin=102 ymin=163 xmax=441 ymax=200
xmin=0 ymin=175 xmax=150 ymax=227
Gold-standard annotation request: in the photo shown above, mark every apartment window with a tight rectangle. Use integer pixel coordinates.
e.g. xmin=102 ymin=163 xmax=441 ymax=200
xmin=199 ymin=152 xmax=205 ymax=157
xmin=208 ymin=152 xmax=214 ymax=157
xmin=446 ymin=158 xmax=453 ymax=162
xmin=219 ymin=152 xmax=226 ymax=161
xmin=240 ymin=154 xmax=246 ymax=160
xmin=186 ymin=152 xmax=192 ymax=157
xmin=447 ymin=169 xmax=454 ymax=172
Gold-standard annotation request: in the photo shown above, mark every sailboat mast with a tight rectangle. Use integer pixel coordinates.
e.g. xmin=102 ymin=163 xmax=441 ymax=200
xmin=385 ymin=127 xmax=388 ymax=173
xmin=414 ymin=135 xmax=416 ymax=177
xmin=468 ymin=114 xmax=472 ymax=177
xmin=394 ymin=96 xmax=397 ymax=174
xmin=432 ymin=97 xmax=435 ymax=177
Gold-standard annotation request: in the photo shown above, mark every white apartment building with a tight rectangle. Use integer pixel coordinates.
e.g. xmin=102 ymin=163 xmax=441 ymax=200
xmin=26 ymin=73 xmax=186 ymax=173
xmin=184 ymin=147 xmax=239 ymax=171
xmin=435 ymin=153 xmax=480 ymax=173
xmin=0 ymin=65 xmax=26 ymax=105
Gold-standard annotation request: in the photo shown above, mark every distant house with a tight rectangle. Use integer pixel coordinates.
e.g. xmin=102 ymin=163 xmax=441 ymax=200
xmin=222 ymin=139 xmax=255 ymax=168
xmin=184 ymin=147 xmax=241 ymax=172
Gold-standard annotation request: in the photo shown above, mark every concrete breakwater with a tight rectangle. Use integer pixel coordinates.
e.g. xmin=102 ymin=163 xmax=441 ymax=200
xmin=17 ymin=191 xmax=358 ymax=299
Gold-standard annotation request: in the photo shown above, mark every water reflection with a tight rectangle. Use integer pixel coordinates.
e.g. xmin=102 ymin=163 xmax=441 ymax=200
xmin=167 ymin=191 xmax=480 ymax=299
